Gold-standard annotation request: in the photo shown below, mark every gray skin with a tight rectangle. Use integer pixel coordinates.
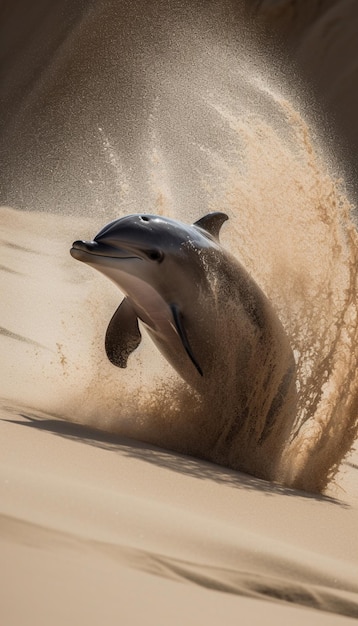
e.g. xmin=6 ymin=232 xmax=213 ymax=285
xmin=70 ymin=213 xmax=296 ymax=437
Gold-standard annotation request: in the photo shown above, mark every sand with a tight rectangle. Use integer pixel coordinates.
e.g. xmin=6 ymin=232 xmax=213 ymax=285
xmin=1 ymin=406 xmax=358 ymax=625
xmin=0 ymin=407 xmax=358 ymax=625
xmin=1 ymin=206 xmax=358 ymax=625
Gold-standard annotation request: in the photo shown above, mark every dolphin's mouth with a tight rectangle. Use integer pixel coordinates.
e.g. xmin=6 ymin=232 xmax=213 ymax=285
xmin=70 ymin=240 xmax=141 ymax=261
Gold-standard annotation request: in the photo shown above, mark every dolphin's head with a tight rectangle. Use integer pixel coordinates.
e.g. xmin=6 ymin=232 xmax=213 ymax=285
xmin=72 ymin=214 xmax=183 ymax=265
xmin=70 ymin=213 xmax=222 ymax=297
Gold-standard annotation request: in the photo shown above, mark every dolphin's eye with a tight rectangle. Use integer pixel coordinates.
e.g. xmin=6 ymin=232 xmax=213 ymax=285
xmin=147 ymin=249 xmax=163 ymax=262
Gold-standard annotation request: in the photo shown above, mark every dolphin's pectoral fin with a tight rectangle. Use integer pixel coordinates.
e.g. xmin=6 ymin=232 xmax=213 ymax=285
xmin=193 ymin=212 xmax=229 ymax=241
xmin=105 ymin=298 xmax=142 ymax=368
xmin=170 ymin=304 xmax=203 ymax=376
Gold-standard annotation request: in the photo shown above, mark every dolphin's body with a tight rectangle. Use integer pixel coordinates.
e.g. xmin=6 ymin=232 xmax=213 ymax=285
xmin=71 ymin=212 xmax=296 ymax=453
xmin=71 ymin=212 xmax=296 ymax=478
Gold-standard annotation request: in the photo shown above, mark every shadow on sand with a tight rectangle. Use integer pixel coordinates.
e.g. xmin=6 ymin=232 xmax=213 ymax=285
xmin=1 ymin=405 xmax=347 ymax=505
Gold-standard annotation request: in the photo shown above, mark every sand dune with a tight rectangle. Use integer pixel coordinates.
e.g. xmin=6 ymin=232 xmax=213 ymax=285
xmin=1 ymin=405 xmax=358 ymax=625
xmin=1 ymin=206 xmax=358 ymax=624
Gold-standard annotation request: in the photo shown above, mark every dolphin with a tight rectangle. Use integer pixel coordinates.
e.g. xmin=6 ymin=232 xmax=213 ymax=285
xmin=70 ymin=211 xmax=297 ymax=476
xmin=70 ymin=212 xmax=231 ymax=385
xmin=71 ymin=213 xmax=296 ymax=418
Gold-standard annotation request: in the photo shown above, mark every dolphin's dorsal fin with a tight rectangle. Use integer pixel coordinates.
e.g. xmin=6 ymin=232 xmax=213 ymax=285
xmin=193 ymin=212 xmax=229 ymax=241
xmin=170 ymin=304 xmax=203 ymax=376
xmin=105 ymin=297 xmax=142 ymax=367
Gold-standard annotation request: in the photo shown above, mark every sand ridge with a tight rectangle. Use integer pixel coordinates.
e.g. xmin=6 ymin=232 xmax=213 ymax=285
xmin=1 ymin=406 xmax=358 ymax=624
